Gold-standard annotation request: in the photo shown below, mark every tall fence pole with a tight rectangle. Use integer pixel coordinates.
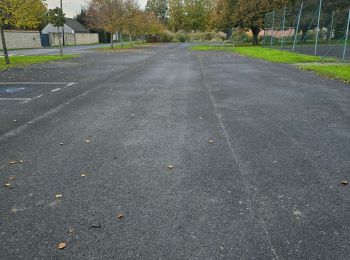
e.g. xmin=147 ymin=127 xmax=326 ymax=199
xmin=314 ymin=0 xmax=323 ymax=55
xmin=343 ymin=9 xmax=350 ymax=61
xmin=293 ymin=2 xmax=303 ymax=52
xmin=270 ymin=10 xmax=275 ymax=48
xmin=329 ymin=10 xmax=334 ymax=45
xmin=281 ymin=6 xmax=286 ymax=51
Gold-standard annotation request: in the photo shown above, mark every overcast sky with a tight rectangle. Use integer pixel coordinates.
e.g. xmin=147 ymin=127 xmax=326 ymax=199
xmin=46 ymin=0 xmax=147 ymax=18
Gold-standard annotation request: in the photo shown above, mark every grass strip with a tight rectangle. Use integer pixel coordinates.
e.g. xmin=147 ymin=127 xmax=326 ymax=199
xmin=299 ymin=64 xmax=350 ymax=83
xmin=0 ymin=54 xmax=79 ymax=70
xmin=191 ymin=45 xmax=336 ymax=64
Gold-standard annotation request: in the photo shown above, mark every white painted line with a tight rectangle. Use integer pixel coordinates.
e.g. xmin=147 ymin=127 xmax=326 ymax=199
xmin=66 ymin=83 xmax=76 ymax=87
xmin=0 ymin=82 xmax=71 ymax=85
xmin=51 ymin=88 xmax=61 ymax=92
xmin=36 ymin=94 xmax=44 ymax=98
xmin=0 ymin=98 xmax=32 ymax=101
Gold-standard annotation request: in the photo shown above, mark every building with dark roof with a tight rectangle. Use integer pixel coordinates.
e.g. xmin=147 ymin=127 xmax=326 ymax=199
xmin=41 ymin=18 xmax=99 ymax=46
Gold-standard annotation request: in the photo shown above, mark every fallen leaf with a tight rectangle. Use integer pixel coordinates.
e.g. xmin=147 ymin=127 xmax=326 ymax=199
xmin=55 ymin=194 xmax=63 ymax=198
xmin=116 ymin=212 xmax=124 ymax=220
xmin=19 ymin=160 xmax=24 ymax=163
xmin=341 ymin=180 xmax=348 ymax=185
xmin=9 ymin=161 xmax=17 ymax=164
xmin=85 ymin=139 xmax=91 ymax=143
xmin=9 ymin=176 xmax=16 ymax=180
xmin=81 ymin=173 xmax=86 ymax=177
xmin=58 ymin=242 xmax=66 ymax=249
xmin=4 ymin=183 xmax=13 ymax=188
xmin=209 ymin=139 xmax=213 ymax=144
xmin=168 ymin=165 xmax=174 ymax=170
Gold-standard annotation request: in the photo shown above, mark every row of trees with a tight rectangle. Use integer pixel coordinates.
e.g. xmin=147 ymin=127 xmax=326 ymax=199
xmin=146 ymin=0 xmax=350 ymax=45
xmin=0 ymin=0 xmax=47 ymax=64
xmin=86 ymin=0 xmax=164 ymax=48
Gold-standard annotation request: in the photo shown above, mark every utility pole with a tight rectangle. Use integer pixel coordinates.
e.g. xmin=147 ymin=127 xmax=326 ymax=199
xmin=60 ymin=0 xmax=65 ymax=46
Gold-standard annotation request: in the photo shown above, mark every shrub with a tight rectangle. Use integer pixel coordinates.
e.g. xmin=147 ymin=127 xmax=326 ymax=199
xmin=159 ymin=30 xmax=174 ymax=42
xmin=175 ymin=33 xmax=189 ymax=42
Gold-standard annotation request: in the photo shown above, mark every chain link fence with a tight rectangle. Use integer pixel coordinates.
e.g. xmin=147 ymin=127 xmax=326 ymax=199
xmin=263 ymin=1 xmax=350 ymax=62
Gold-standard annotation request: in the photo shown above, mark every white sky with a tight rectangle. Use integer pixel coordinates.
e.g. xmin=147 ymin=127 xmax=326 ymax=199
xmin=46 ymin=0 xmax=147 ymax=18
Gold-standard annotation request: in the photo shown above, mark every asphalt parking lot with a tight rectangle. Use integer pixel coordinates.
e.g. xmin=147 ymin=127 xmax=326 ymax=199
xmin=0 ymin=43 xmax=350 ymax=259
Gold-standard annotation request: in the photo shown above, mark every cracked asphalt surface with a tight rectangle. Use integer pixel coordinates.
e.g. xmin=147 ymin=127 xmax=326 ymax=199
xmin=1 ymin=43 xmax=350 ymax=259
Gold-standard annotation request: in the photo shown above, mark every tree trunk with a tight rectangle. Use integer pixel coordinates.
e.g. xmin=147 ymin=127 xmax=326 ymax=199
xmin=251 ymin=27 xmax=260 ymax=45
xmin=300 ymin=25 xmax=308 ymax=43
xmin=58 ymin=28 xmax=63 ymax=56
xmin=121 ymin=33 xmax=123 ymax=48
xmin=129 ymin=34 xmax=132 ymax=46
xmin=0 ymin=23 xmax=10 ymax=65
xmin=110 ymin=31 xmax=114 ymax=48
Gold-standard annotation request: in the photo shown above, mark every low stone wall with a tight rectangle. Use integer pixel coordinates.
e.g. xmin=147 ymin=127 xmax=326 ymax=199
xmin=0 ymin=30 xmax=42 ymax=49
xmin=48 ymin=32 xmax=99 ymax=46
xmin=75 ymin=33 xmax=99 ymax=45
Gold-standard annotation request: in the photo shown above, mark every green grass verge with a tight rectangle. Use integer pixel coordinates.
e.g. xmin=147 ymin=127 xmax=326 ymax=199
xmin=299 ymin=64 xmax=350 ymax=83
xmin=0 ymin=54 xmax=79 ymax=70
xmin=190 ymin=45 xmax=336 ymax=64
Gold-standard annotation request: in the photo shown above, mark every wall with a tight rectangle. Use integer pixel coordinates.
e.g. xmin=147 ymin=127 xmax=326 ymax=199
xmin=75 ymin=33 xmax=99 ymax=45
xmin=48 ymin=33 xmax=99 ymax=46
xmin=0 ymin=30 xmax=42 ymax=49
xmin=49 ymin=33 xmax=76 ymax=46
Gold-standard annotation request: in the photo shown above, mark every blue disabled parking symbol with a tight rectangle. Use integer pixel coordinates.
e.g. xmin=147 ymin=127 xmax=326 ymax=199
xmin=0 ymin=87 xmax=26 ymax=94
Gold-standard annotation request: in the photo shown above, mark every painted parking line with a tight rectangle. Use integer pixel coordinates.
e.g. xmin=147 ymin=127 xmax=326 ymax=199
xmin=0 ymin=98 xmax=32 ymax=101
xmin=51 ymin=88 xmax=61 ymax=92
xmin=0 ymin=82 xmax=74 ymax=85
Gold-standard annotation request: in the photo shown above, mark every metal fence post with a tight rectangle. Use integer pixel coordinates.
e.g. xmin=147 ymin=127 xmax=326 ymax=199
xmin=293 ymin=2 xmax=303 ymax=52
xmin=281 ymin=6 xmax=286 ymax=51
xmin=343 ymin=9 xmax=350 ymax=61
xmin=329 ymin=10 xmax=334 ymax=45
xmin=314 ymin=0 xmax=323 ymax=55
xmin=271 ymin=10 xmax=275 ymax=48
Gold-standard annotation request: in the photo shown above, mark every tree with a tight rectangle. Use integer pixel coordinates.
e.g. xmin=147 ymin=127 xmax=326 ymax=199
xmin=75 ymin=8 xmax=88 ymax=28
xmin=210 ymin=0 xmax=237 ymax=37
xmin=87 ymin=0 xmax=124 ymax=48
xmin=168 ymin=0 xmax=184 ymax=31
xmin=124 ymin=0 xmax=139 ymax=45
xmin=183 ymin=0 xmax=211 ymax=32
xmin=0 ymin=0 xmax=47 ymax=64
xmin=145 ymin=0 xmax=168 ymax=25
xmin=233 ymin=0 xmax=289 ymax=45
xmin=48 ymin=7 xmax=65 ymax=56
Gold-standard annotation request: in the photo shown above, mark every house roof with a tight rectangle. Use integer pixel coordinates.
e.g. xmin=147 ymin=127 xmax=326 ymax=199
xmin=64 ymin=18 xmax=90 ymax=33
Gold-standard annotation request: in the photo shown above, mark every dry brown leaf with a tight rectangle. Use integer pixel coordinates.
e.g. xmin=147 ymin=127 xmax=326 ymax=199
xmin=55 ymin=194 xmax=63 ymax=198
xmin=9 ymin=161 xmax=17 ymax=164
xmin=341 ymin=180 xmax=348 ymax=185
xmin=58 ymin=242 xmax=66 ymax=249
xmin=116 ymin=212 xmax=124 ymax=220
xmin=4 ymin=183 xmax=13 ymax=188
xmin=168 ymin=165 xmax=174 ymax=170
xmin=9 ymin=176 xmax=16 ymax=180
